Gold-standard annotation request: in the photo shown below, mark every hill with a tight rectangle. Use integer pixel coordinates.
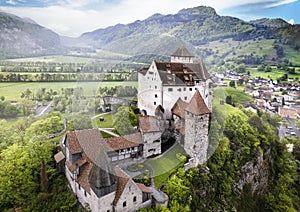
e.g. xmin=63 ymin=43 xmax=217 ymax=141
xmin=66 ymin=6 xmax=300 ymax=66
xmin=0 ymin=12 xmax=65 ymax=59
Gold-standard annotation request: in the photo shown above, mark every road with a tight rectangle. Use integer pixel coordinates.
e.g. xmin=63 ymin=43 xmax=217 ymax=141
xmin=35 ymin=101 xmax=53 ymax=117
xmin=286 ymin=118 xmax=300 ymax=138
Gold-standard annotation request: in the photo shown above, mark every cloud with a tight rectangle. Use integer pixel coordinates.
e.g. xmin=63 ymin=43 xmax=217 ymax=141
xmin=288 ymin=18 xmax=295 ymax=25
xmin=0 ymin=0 xmax=298 ymax=37
xmin=264 ymin=0 xmax=297 ymax=8
xmin=6 ymin=0 xmax=16 ymax=5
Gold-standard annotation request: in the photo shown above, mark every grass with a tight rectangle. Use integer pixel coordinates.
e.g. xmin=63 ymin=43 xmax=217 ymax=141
xmin=213 ymin=87 xmax=251 ymax=120
xmin=0 ymin=81 xmax=137 ymax=101
xmin=145 ymin=144 xmax=186 ymax=188
xmin=94 ymin=113 xmax=114 ymax=128
xmin=100 ymin=130 xmax=114 ymax=138
xmin=248 ymin=67 xmax=300 ymax=81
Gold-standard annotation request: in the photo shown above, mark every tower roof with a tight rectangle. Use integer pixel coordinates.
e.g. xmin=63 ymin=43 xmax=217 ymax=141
xmin=171 ymin=46 xmax=194 ymax=57
xmin=185 ymin=90 xmax=210 ymax=115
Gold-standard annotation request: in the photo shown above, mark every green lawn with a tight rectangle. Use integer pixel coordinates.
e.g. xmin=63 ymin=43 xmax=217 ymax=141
xmin=0 ymin=81 xmax=137 ymax=101
xmin=146 ymin=144 xmax=186 ymax=187
xmin=94 ymin=113 xmax=114 ymax=128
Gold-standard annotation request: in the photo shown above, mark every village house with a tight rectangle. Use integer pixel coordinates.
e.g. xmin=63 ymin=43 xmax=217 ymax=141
xmin=57 ymin=128 xmax=167 ymax=211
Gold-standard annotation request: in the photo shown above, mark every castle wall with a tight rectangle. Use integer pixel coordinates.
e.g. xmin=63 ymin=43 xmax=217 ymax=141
xmin=162 ymin=83 xmax=208 ymax=119
xmin=138 ymin=62 xmax=162 ymax=116
xmin=171 ymin=56 xmax=193 ymax=63
xmin=142 ymin=131 xmax=162 ymax=158
xmin=114 ymin=180 xmax=151 ymax=212
xmin=184 ymin=113 xmax=209 ymax=166
xmin=90 ymin=189 xmax=115 ymax=212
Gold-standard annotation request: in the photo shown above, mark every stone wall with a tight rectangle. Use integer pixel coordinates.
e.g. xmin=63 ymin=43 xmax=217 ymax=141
xmin=142 ymin=131 xmax=162 ymax=158
xmin=184 ymin=113 xmax=209 ymax=166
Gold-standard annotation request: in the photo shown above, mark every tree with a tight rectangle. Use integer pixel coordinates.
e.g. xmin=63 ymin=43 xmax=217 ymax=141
xmin=113 ymin=106 xmax=137 ymax=135
xmin=229 ymin=80 xmax=235 ymax=88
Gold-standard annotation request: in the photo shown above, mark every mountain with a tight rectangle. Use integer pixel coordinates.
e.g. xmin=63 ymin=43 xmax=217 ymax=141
xmin=68 ymin=6 xmax=299 ymax=65
xmin=0 ymin=12 xmax=64 ymax=59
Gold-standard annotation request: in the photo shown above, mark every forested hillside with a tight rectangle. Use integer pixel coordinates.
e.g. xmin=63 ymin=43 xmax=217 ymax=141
xmin=0 ymin=12 xmax=64 ymax=59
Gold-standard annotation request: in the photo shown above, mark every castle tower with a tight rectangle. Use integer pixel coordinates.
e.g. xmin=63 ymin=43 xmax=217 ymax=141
xmin=184 ymin=90 xmax=210 ymax=167
xmin=171 ymin=45 xmax=194 ymax=63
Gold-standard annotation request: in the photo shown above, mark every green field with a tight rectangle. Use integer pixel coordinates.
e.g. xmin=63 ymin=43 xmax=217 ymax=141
xmin=146 ymin=144 xmax=186 ymax=187
xmin=248 ymin=67 xmax=300 ymax=80
xmin=0 ymin=81 xmax=137 ymax=101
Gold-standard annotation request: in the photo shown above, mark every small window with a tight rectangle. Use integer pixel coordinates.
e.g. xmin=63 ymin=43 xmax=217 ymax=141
xmin=184 ymin=96 xmax=187 ymax=100
xmin=123 ymin=201 xmax=127 ymax=207
xmin=184 ymin=88 xmax=186 ymax=91
xmin=178 ymin=88 xmax=181 ymax=92
xmin=155 ymin=85 xmax=157 ymax=89
xmin=195 ymin=88 xmax=197 ymax=90
xmin=168 ymin=88 xmax=173 ymax=92
xmin=84 ymin=191 xmax=87 ymax=197
xmin=189 ymin=88 xmax=192 ymax=91
xmin=154 ymin=102 xmax=156 ymax=105
xmin=127 ymin=148 xmax=130 ymax=151
xmin=155 ymin=94 xmax=158 ymax=98
xmin=79 ymin=184 xmax=81 ymax=190
xmin=133 ymin=196 xmax=137 ymax=202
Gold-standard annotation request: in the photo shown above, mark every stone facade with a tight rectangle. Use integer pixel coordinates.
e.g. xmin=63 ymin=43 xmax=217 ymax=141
xmin=184 ymin=112 xmax=210 ymax=166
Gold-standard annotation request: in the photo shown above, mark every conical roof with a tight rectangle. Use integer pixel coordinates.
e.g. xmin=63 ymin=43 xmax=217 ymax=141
xmin=171 ymin=45 xmax=194 ymax=57
xmin=185 ymin=90 xmax=210 ymax=115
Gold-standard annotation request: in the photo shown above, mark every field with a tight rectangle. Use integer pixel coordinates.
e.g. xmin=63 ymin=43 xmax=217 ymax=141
xmin=146 ymin=144 xmax=186 ymax=187
xmin=248 ymin=67 xmax=300 ymax=80
xmin=0 ymin=81 xmax=137 ymax=101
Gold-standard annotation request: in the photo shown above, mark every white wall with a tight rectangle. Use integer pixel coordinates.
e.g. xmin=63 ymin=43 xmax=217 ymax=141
xmin=138 ymin=61 xmax=162 ymax=116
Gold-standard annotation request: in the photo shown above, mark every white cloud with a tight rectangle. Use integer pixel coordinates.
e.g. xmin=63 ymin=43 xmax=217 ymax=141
xmin=6 ymin=0 xmax=16 ymax=5
xmin=289 ymin=18 xmax=295 ymax=25
xmin=265 ymin=0 xmax=297 ymax=8
xmin=0 ymin=0 xmax=297 ymax=37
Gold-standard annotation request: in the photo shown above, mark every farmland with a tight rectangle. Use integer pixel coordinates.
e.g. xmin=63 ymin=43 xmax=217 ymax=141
xmin=0 ymin=81 xmax=138 ymax=101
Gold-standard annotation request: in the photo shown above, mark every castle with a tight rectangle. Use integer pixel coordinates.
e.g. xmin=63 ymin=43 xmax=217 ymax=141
xmin=138 ymin=45 xmax=212 ymax=166
xmin=55 ymin=46 xmax=212 ymax=211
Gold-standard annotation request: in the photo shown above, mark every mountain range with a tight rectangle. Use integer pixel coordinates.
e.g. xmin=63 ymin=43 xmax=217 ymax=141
xmin=0 ymin=6 xmax=299 ymax=64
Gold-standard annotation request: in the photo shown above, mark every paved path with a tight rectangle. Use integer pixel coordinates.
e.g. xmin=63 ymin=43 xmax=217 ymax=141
xmin=90 ymin=112 xmax=111 ymax=120
xmin=99 ymin=128 xmax=119 ymax=137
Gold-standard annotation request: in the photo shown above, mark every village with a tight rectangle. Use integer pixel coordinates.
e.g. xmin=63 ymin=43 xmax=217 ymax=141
xmin=212 ymin=70 xmax=300 ymax=139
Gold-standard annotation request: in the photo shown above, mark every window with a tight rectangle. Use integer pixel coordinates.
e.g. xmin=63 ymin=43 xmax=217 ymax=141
xmin=189 ymin=88 xmax=192 ymax=91
xmin=133 ymin=196 xmax=137 ymax=202
xmin=154 ymin=102 xmax=156 ymax=105
xmin=155 ymin=94 xmax=158 ymax=98
xmin=84 ymin=191 xmax=87 ymax=197
xmin=123 ymin=201 xmax=127 ymax=207
xmin=178 ymin=88 xmax=181 ymax=92
xmin=195 ymin=88 xmax=197 ymax=90
xmin=79 ymin=184 xmax=81 ymax=190
xmin=155 ymin=85 xmax=157 ymax=89
xmin=153 ymin=140 xmax=160 ymax=143
xmin=168 ymin=88 xmax=173 ymax=92
xmin=184 ymin=96 xmax=187 ymax=100
xmin=184 ymin=88 xmax=186 ymax=91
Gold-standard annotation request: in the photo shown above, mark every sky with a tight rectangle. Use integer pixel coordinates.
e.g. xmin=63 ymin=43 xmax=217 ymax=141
xmin=0 ymin=0 xmax=298 ymax=37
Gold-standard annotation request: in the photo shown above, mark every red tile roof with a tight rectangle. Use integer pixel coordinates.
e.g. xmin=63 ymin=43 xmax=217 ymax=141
xmin=54 ymin=151 xmax=65 ymax=163
xmin=122 ymin=132 xmax=143 ymax=144
xmin=171 ymin=46 xmax=194 ymax=57
xmin=138 ymin=115 xmax=161 ymax=133
xmin=113 ymin=167 xmax=129 ymax=205
xmin=103 ymin=136 xmax=139 ymax=151
xmin=136 ymin=183 xmax=151 ymax=193
xmin=172 ymin=97 xmax=189 ymax=118
xmin=185 ymin=90 xmax=210 ymax=115
xmin=77 ymin=162 xmax=93 ymax=194
xmin=67 ymin=131 xmax=83 ymax=154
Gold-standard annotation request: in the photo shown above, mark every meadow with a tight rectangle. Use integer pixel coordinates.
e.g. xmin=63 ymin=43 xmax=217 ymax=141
xmin=0 ymin=81 xmax=138 ymax=101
